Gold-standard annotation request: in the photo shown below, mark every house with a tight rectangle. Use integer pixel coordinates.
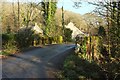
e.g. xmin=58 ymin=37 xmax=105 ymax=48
xmin=20 ymin=23 xmax=43 ymax=35
xmin=31 ymin=23 xmax=43 ymax=35
xmin=65 ymin=22 xmax=85 ymax=39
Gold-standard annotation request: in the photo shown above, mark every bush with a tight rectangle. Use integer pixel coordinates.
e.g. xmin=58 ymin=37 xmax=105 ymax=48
xmin=0 ymin=51 xmax=10 ymax=56
xmin=2 ymin=33 xmax=15 ymax=46
xmin=2 ymin=33 xmax=18 ymax=54
xmin=64 ymin=28 xmax=73 ymax=42
xmin=57 ymin=36 xmax=63 ymax=44
xmin=98 ymin=26 xmax=106 ymax=37
xmin=41 ymin=36 xmax=45 ymax=45
xmin=2 ymin=34 xmax=9 ymax=46
xmin=59 ymin=54 xmax=105 ymax=80
xmin=15 ymin=28 xmax=35 ymax=48
xmin=48 ymin=36 xmax=53 ymax=44
xmin=33 ymin=33 xmax=41 ymax=45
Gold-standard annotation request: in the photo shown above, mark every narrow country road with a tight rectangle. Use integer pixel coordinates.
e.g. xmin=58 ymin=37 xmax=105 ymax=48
xmin=1 ymin=44 xmax=75 ymax=78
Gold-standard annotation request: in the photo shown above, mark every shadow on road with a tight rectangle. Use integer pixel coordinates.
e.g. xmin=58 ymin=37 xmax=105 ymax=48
xmin=2 ymin=44 xmax=75 ymax=78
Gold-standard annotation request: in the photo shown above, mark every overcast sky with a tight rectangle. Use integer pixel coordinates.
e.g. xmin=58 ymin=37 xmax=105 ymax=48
xmin=5 ymin=0 xmax=97 ymax=15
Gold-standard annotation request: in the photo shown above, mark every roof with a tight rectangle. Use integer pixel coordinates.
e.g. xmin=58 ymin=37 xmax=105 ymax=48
xmin=31 ymin=23 xmax=43 ymax=34
xmin=65 ymin=22 xmax=85 ymax=39
xmin=20 ymin=23 xmax=43 ymax=34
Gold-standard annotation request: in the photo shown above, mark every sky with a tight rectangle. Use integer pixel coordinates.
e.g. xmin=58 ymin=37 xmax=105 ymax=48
xmin=5 ymin=0 xmax=97 ymax=15
xmin=57 ymin=0 xmax=96 ymax=15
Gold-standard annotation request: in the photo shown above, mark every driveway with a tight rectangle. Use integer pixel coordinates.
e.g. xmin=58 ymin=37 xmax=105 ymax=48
xmin=1 ymin=44 xmax=75 ymax=78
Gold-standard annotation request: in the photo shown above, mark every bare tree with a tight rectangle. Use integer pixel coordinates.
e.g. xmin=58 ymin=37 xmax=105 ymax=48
xmin=17 ymin=0 xmax=20 ymax=31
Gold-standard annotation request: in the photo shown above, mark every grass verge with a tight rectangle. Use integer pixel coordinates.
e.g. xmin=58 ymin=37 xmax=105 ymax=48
xmin=56 ymin=54 xmax=106 ymax=80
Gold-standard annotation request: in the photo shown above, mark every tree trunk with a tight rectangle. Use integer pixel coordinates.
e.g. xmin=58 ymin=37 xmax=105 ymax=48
xmin=18 ymin=0 xmax=20 ymax=31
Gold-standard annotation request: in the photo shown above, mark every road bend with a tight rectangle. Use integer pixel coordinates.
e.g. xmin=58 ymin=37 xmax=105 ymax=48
xmin=1 ymin=44 xmax=75 ymax=78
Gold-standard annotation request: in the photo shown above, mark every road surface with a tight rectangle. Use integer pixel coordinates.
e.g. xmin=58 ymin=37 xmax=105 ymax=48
xmin=1 ymin=44 xmax=75 ymax=78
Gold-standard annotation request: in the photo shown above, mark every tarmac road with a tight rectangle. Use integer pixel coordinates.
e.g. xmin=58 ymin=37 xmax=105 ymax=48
xmin=1 ymin=44 xmax=75 ymax=78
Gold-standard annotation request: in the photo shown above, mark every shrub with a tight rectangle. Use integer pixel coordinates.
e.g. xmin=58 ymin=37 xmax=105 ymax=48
xmin=60 ymin=54 xmax=105 ymax=80
xmin=33 ymin=33 xmax=41 ymax=45
xmin=0 ymin=51 xmax=10 ymax=56
xmin=2 ymin=33 xmax=18 ymax=54
xmin=48 ymin=36 xmax=53 ymax=44
xmin=15 ymin=28 xmax=35 ymax=48
xmin=98 ymin=26 xmax=106 ymax=37
xmin=2 ymin=33 xmax=15 ymax=46
xmin=64 ymin=28 xmax=73 ymax=42
xmin=57 ymin=36 xmax=63 ymax=44
xmin=2 ymin=33 xmax=9 ymax=46
xmin=41 ymin=36 xmax=45 ymax=45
